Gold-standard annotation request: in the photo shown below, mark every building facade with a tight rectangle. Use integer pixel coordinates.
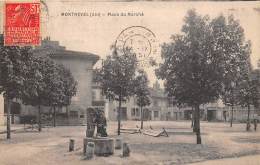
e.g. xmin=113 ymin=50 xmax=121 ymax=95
xmin=92 ymin=79 xmax=235 ymax=122
xmin=92 ymin=80 xmax=185 ymax=121
xmin=3 ymin=37 xmax=99 ymax=125
xmin=221 ymin=68 xmax=260 ymax=122
xmin=222 ymin=105 xmax=258 ymax=122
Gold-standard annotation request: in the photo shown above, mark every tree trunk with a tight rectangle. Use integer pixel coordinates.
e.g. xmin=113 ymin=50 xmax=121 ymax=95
xmin=66 ymin=105 xmax=69 ymax=125
xmin=193 ymin=107 xmax=196 ymax=132
xmin=6 ymin=98 xmax=11 ymax=139
xmin=66 ymin=105 xmax=69 ymax=118
xmin=48 ymin=107 xmax=52 ymax=118
xmin=140 ymin=106 xmax=143 ymax=129
xmin=194 ymin=104 xmax=201 ymax=144
xmin=246 ymin=104 xmax=251 ymax=131
xmin=117 ymin=93 xmax=122 ymax=136
xmin=38 ymin=105 xmax=42 ymax=132
xmin=11 ymin=114 xmax=14 ymax=124
xmin=230 ymin=105 xmax=234 ymax=127
xmin=191 ymin=106 xmax=194 ymax=128
xmin=53 ymin=106 xmax=56 ymax=127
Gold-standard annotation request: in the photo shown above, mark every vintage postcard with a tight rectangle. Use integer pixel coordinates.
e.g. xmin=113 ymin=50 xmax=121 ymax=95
xmin=0 ymin=0 xmax=260 ymax=165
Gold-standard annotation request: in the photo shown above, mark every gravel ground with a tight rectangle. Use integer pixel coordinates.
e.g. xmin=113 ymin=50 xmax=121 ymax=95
xmin=190 ymin=154 xmax=260 ymax=165
xmin=0 ymin=121 xmax=259 ymax=165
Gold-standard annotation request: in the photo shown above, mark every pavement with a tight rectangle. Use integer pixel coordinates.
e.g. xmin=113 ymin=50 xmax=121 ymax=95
xmin=0 ymin=124 xmax=32 ymax=134
xmin=190 ymin=154 xmax=260 ymax=165
xmin=0 ymin=121 xmax=260 ymax=165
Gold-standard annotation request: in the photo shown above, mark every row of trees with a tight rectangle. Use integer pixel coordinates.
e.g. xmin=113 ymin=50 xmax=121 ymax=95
xmin=156 ymin=10 xmax=259 ymax=144
xmin=96 ymin=49 xmax=151 ymax=135
xmin=97 ymin=10 xmax=259 ymax=143
xmin=0 ymin=35 xmax=77 ymax=138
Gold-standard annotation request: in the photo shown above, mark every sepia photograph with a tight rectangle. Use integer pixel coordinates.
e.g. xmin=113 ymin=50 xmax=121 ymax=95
xmin=0 ymin=0 xmax=260 ymax=164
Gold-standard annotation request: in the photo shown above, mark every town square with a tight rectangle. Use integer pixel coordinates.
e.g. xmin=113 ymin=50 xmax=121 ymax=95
xmin=0 ymin=121 xmax=260 ymax=165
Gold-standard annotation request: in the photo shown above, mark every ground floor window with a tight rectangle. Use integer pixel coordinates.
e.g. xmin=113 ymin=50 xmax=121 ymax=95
xmin=166 ymin=112 xmax=171 ymax=120
xmin=131 ymin=108 xmax=135 ymax=116
xmin=143 ymin=108 xmax=151 ymax=120
xmin=136 ymin=108 xmax=140 ymax=117
xmin=154 ymin=111 xmax=159 ymax=118
xmin=131 ymin=108 xmax=140 ymax=117
xmin=117 ymin=107 xmax=127 ymax=120
xmin=80 ymin=114 xmax=84 ymax=118
xmin=70 ymin=111 xmax=78 ymax=118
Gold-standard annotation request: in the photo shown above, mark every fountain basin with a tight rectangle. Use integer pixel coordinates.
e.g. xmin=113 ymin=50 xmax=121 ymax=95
xmin=83 ymin=137 xmax=114 ymax=156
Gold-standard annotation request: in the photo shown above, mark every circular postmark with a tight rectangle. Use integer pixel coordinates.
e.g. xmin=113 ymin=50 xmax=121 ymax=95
xmin=115 ymin=26 xmax=158 ymax=67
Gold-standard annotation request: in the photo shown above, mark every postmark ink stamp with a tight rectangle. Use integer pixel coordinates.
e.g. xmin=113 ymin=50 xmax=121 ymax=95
xmin=4 ymin=2 xmax=40 ymax=46
xmin=115 ymin=26 xmax=158 ymax=67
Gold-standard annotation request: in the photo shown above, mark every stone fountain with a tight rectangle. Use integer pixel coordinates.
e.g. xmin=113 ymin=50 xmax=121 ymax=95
xmin=84 ymin=107 xmax=114 ymax=157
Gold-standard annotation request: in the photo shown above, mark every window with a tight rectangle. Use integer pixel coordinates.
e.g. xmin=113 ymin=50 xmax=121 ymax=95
xmin=131 ymin=108 xmax=140 ymax=117
xmin=117 ymin=107 xmax=127 ymax=120
xmin=131 ymin=108 xmax=135 ymax=116
xmin=153 ymin=100 xmax=158 ymax=107
xmin=92 ymin=91 xmax=96 ymax=101
xmin=80 ymin=115 xmax=84 ymax=118
xmin=136 ymin=108 xmax=140 ymax=117
xmin=154 ymin=111 xmax=159 ymax=118
xmin=79 ymin=112 xmax=85 ymax=118
xmin=70 ymin=111 xmax=78 ymax=118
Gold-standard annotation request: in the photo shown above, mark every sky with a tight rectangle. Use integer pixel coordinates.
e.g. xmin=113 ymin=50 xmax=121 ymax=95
xmin=0 ymin=0 xmax=260 ymax=86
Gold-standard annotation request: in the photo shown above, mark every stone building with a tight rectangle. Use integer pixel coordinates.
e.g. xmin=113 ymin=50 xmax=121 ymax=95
xmin=104 ymin=84 xmax=171 ymax=121
xmin=92 ymin=80 xmax=184 ymax=121
xmin=222 ymin=105 xmax=257 ymax=122
xmin=3 ymin=37 xmax=99 ymax=125
xmin=221 ymin=68 xmax=260 ymax=122
xmin=92 ymin=66 xmax=260 ymax=122
xmin=92 ymin=78 xmax=230 ymax=122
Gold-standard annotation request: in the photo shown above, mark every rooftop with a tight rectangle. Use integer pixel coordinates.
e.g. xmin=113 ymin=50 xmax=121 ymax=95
xmin=33 ymin=37 xmax=99 ymax=63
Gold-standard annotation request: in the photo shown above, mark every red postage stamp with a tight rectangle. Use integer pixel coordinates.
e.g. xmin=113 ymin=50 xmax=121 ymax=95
xmin=4 ymin=2 xmax=40 ymax=46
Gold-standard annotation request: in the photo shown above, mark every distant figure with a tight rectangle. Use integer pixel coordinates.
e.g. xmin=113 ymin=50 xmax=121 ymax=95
xmin=223 ymin=111 xmax=227 ymax=122
xmin=246 ymin=121 xmax=251 ymax=131
xmin=253 ymin=119 xmax=258 ymax=131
